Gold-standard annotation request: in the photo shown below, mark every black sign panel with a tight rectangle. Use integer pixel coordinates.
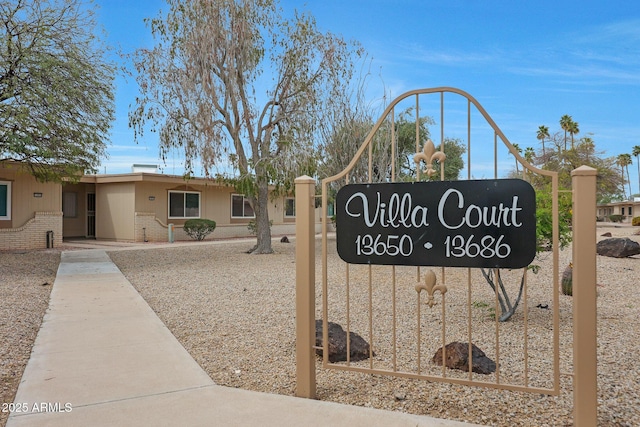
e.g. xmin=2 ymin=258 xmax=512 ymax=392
xmin=335 ymin=179 xmax=536 ymax=268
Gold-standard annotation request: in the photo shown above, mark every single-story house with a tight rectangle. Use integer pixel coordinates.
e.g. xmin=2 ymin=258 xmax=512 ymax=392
xmin=0 ymin=161 xmax=63 ymax=250
xmin=0 ymin=161 xmax=322 ymax=250
xmin=597 ymin=198 xmax=640 ymax=223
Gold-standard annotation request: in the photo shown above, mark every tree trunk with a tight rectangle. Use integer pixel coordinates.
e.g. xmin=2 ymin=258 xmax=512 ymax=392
xmin=627 ymin=166 xmax=632 ymax=201
xmin=251 ymin=180 xmax=273 ymax=254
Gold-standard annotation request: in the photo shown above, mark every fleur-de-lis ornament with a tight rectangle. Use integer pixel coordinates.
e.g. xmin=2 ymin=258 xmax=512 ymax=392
xmin=413 ymin=139 xmax=446 ymax=177
xmin=415 ymin=269 xmax=447 ymax=307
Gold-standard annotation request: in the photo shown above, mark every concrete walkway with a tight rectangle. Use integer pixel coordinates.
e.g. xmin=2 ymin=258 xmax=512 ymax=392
xmin=8 ymin=249 xmax=480 ymax=427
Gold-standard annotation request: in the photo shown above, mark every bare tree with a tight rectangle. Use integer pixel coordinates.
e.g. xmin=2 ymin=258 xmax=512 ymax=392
xmin=129 ymin=0 xmax=362 ymax=253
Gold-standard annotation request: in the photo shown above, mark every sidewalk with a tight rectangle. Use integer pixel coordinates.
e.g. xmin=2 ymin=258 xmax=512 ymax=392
xmin=7 ymin=249 xmax=480 ymax=427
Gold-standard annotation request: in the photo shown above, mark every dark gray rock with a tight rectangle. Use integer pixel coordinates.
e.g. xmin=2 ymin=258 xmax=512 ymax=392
xmin=280 ymin=236 xmax=290 ymax=243
xmin=315 ymin=320 xmax=373 ymax=362
xmin=432 ymin=342 xmax=496 ymax=375
xmin=596 ymin=237 xmax=640 ymax=258
xmin=561 ymin=263 xmax=573 ymax=296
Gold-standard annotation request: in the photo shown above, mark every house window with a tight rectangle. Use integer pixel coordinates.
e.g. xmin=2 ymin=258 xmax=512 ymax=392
xmin=0 ymin=181 xmax=10 ymax=220
xmin=168 ymin=191 xmax=200 ymax=218
xmin=622 ymin=207 xmax=625 ymax=216
xmin=231 ymin=194 xmax=254 ymax=218
xmin=630 ymin=207 xmax=633 ymax=216
xmin=62 ymin=192 xmax=78 ymax=218
xmin=284 ymin=198 xmax=295 ymax=217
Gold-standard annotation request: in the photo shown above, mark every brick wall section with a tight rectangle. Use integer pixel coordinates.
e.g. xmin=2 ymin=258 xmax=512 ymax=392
xmin=133 ymin=212 xmax=318 ymax=242
xmin=0 ymin=211 xmax=63 ymax=250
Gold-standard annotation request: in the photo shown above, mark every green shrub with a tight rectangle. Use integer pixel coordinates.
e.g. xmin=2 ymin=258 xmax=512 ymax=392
xmin=536 ymin=189 xmax=572 ymax=251
xmin=609 ymin=214 xmax=624 ymax=223
xmin=183 ymin=219 xmax=216 ymax=241
xmin=632 ymin=216 xmax=640 ymax=226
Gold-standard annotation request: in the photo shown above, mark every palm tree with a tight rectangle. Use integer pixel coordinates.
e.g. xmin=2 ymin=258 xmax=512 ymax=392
xmin=559 ymin=115 xmax=573 ymax=151
xmin=617 ymin=153 xmax=632 ymax=199
xmin=632 ymin=145 xmax=640 ymax=197
xmin=580 ymin=137 xmax=595 ymax=163
xmin=536 ymin=125 xmax=549 ymax=160
xmin=524 ymin=146 xmax=535 ymax=164
xmin=568 ymin=120 xmax=579 ymax=150
xmin=512 ymin=143 xmax=522 ymax=173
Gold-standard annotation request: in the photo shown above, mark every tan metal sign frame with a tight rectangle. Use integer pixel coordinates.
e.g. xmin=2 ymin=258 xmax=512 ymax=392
xmin=295 ymin=87 xmax=597 ymax=426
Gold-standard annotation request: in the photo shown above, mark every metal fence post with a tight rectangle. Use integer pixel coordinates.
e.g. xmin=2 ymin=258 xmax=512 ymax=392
xmin=295 ymin=175 xmax=316 ymax=398
xmin=571 ymin=165 xmax=598 ymax=426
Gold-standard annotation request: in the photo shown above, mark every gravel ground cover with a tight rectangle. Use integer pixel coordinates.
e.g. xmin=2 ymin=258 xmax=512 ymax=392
xmin=0 ymin=250 xmax=58 ymax=427
xmin=1 ymin=226 xmax=638 ymax=427
xmin=108 ymin=225 xmax=640 ymax=427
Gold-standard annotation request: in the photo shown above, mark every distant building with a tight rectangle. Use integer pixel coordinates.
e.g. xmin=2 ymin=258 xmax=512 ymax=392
xmin=0 ymin=161 xmax=322 ymax=250
xmin=597 ymin=199 xmax=640 ymax=223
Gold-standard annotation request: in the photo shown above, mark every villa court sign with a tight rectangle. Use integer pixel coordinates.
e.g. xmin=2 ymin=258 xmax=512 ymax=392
xmin=335 ymin=179 xmax=536 ymax=268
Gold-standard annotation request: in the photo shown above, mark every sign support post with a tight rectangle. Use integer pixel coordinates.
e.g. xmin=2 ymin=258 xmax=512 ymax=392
xmin=572 ymin=166 xmax=598 ymax=426
xmin=295 ymin=175 xmax=316 ymax=398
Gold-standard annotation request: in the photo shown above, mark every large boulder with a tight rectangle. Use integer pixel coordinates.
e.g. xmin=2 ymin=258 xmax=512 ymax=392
xmin=315 ymin=320 xmax=373 ymax=362
xmin=596 ymin=237 xmax=640 ymax=258
xmin=432 ymin=341 xmax=496 ymax=375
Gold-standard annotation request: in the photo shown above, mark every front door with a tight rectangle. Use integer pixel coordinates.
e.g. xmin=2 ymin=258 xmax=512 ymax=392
xmin=87 ymin=192 xmax=96 ymax=238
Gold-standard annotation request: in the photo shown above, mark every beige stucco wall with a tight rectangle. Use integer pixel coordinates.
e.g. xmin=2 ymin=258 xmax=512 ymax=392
xmin=79 ymin=173 xmax=323 ymax=243
xmin=0 ymin=162 xmax=63 ymax=249
xmin=129 ymin=182 xmax=319 ymax=242
xmin=133 ymin=181 xmax=238 ymax=226
xmin=0 ymin=162 xmax=61 ymax=230
xmin=132 ymin=180 xmax=286 ymax=228
xmin=96 ymin=182 xmax=135 ymax=241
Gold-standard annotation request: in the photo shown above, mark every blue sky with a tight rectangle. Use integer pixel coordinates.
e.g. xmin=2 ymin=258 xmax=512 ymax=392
xmin=96 ymin=0 xmax=640 ymax=194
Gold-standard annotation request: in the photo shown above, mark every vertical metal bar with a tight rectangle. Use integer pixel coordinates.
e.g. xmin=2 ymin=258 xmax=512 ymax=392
xmin=440 ymin=91 xmax=444 ymax=150
xmin=346 ymin=261 xmax=351 ymax=366
xmin=466 ymin=99 xmax=473 ymax=379
xmin=415 ymin=94 xmax=420 ymax=150
xmin=493 ymin=268 xmax=501 ymax=384
xmin=414 ymin=100 xmax=420 ymax=182
xmin=345 ymin=177 xmax=351 ymax=366
xmin=467 ymin=99 xmax=471 ymax=180
xmin=295 ymin=175 xmax=316 ymax=398
xmin=523 ymin=268 xmax=529 ymax=386
xmin=368 ymin=136 xmax=373 ymax=182
xmin=392 ymin=265 xmax=397 ymax=371
xmin=417 ymin=290 xmax=422 ymax=374
xmin=467 ymin=269 xmax=472 ymax=380
xmin=391 ymin=108 xmax=396 ymax=182
xmin=322 ymin=177 xmax=331 ymax=369
xmin=552 ymin=174 xmax=560 ymax=392
xmin=441 ymin=293 xmax=446 ymax=377
xmin=571 ymin=166 xmax=598 ymax=427
xmin=494 ymin=133 xmax=498 ymax=179
xmin=368 ymin=265 xmax=374 ymax=369
xmin=440 ymin=91 xmax=445 ymax=181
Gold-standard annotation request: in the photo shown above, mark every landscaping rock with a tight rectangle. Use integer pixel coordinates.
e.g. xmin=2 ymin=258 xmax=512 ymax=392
xmin=280 ymin=236 xmax=289 ymax=243
xmin=315 ymin=320 xmax=373 ymax=362
xmin=432 ymin=342 xmax=496 ymax=375
xmin=561 ymin=263 xmax=573 ymax=296
xmin=601 ymin=232 xmax=612 ymax=237
xmin=597 ymin=237 xmax=640 ymax=258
